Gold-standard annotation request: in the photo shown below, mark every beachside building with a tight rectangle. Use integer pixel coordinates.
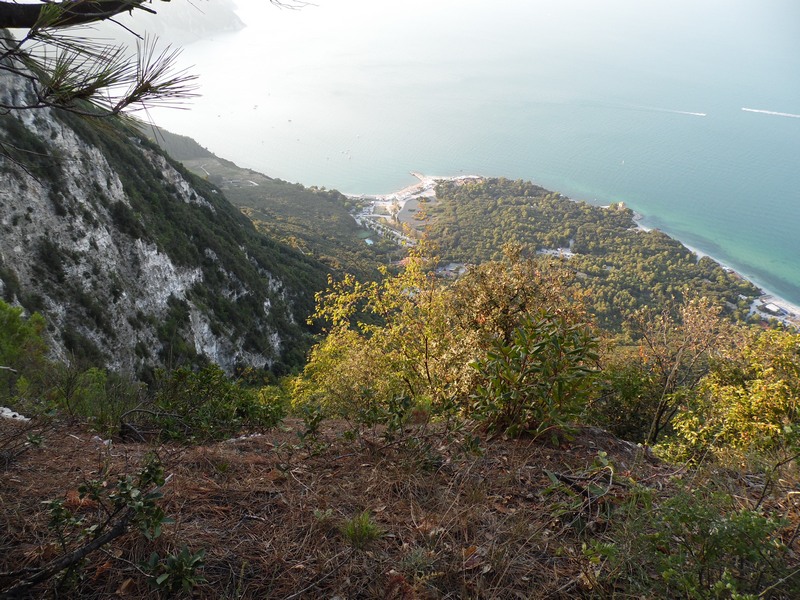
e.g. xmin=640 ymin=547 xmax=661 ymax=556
xmin=762 ymin=303 xmax=786 ymax=316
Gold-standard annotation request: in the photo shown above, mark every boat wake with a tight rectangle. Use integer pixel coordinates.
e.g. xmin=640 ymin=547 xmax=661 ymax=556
xmin=742 ymin=107 xmax=800 ymax=119
xmin=622 ymin=104 xmax=707 ymax=117
xmin=663 ymin=109 xmax=707 ymax=117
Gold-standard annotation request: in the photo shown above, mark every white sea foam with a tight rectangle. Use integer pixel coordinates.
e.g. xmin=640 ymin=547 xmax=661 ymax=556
xmin=742 ymin=108 xmax=800 ymax=119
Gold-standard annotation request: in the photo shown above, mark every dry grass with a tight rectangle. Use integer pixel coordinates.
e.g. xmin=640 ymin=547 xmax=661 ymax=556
xmin=1 ymin=417 xmax=798 ymax=599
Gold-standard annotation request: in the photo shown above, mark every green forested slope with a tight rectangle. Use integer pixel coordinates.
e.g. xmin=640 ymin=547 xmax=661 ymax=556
xmin=150 ymin=127 xmax=394 ymax=278
xmin=426 ymin=178 xmax=758 ymax=328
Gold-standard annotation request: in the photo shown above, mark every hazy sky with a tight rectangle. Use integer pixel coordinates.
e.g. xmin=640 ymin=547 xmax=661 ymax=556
xmin=127 ymin=0 xmax=800 ymax=66
xmin=141 ymin=0 xmax=800 ymax=170
xmin=143 ymin=0 xmax=799 ymax=125
xmin=135 ymin=0 xmax=800 ymax=302
xmin=145 ymin=0 xmax=797 ymax=104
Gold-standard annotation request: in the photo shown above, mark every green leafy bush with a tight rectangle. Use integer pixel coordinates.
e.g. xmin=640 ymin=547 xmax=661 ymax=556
xmin=624 ymin=487 xmax=795 ymax=599
xmin=48 ymin=366 xmax=143 ymax=435
xmin=671 ymin=329 xmax=800 ymax=461
xmin=294 ymin=244 xmax=578 ymax=426
xmin=145 ymin=546 xmax=206 ymax=595
xmin=151 ymin=364 xmax=284 ymax=442
xmin=0 ymin=298 xmax=47 ymax=404
xmin=4 ymin=456 xmax=172 ymax=597
xmin=471 ymin=310 xmax=598 ymax=438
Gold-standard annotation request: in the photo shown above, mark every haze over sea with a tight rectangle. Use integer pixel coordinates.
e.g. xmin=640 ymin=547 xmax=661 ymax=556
xmin=149 ymin=0 xmax=800 ymax=304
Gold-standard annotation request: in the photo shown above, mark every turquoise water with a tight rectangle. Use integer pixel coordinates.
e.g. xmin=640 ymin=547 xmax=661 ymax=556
xmin=149 ymin=0 xmax=800 ymax=303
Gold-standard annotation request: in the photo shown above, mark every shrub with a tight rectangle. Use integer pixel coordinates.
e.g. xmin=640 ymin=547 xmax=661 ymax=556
xmin=47 ymin=366 xmax=143 ymax=435
xmin=0 ymin=298 xmax=48 ymax=404
xmin=295 ymin=244 xmax=579 ymax=425
xmin=616 ymin=486 xmax=796 ymax=599
xmin=35 ymin=238 xmax=67 ymax=283
xmin=670 ymin=329 xmax=800 ymax=461
xmin=470 ymin=310 xmax=598 ymax=438
xmin=149 ymin=365 xmax=284 ymax=442
xmin=3 ymin=456 xmax=172 ymax=597
xmin=290 ymin=327 xmax=405 ymax=418
xmin=588 ymin=350 xmax=657 ymax=443
xmin=145 ymin=546 xmax=206 ymax=595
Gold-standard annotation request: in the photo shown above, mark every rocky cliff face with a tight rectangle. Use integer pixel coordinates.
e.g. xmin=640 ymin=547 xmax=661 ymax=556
xmin=0 ymin=70 xmax=325 ymax=377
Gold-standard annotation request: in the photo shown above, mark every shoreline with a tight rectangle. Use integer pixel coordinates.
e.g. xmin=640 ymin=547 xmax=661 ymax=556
xmin=632 ymin=213 xmax=800 ymax=326
xmin=344 ymin=171 xmax=482 ymax=203
xmin=350 ymin=173 xmax=799 ymax=327
xmin=346 ymin=172 xmax=483 ymax=245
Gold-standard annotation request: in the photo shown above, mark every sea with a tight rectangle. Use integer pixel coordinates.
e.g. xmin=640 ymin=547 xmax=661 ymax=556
xmin=147 ymin=0 xmax=800 ymax=305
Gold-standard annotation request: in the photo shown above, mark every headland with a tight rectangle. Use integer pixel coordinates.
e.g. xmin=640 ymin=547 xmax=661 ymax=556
xmin=351 ymin=173 xmax=799 ymax=328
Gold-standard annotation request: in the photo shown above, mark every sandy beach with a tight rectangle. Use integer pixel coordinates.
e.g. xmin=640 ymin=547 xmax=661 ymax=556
xmin=347 ymin=171 xmax=482 ymax=204
xmin=680 ymin=246 xmax=800 ymax=321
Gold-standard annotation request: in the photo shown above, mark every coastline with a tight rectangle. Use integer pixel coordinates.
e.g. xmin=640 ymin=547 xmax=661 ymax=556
xmin=344 ymin=171 xmax=482 ymax=202
xmin=351 ymin=173 xmax=799 ymax=328
xmin=346 ymin=172 xmax=482 ymax=245
xmin=631 ymin=213 xmax=800 ymax=326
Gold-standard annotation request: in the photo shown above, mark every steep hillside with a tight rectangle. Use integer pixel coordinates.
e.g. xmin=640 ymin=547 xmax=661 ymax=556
xmin=0 ymin=73 xmax=327 ymax=377
xmin=149 ymin=127 xmax=395 ymax=278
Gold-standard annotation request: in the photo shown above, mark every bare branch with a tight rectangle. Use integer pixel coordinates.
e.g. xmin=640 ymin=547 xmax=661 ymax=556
xmin=0 ymin=509 xmax=134 ymax=598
